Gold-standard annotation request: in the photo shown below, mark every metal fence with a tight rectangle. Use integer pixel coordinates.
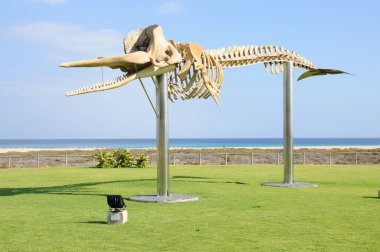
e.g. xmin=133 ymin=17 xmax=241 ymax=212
xmin=0 ymin=151 xmax=379 ymax=168
xmin=167 ymin=151 xmax=380 ymax=166
xmin=0 ymin=155 xmax=95 ymax=168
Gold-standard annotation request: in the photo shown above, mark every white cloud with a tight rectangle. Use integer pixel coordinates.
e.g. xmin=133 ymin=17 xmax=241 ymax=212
xmin=28 ymin=0 xmax=67 ymax=4
xmin=158 ymin=2 xmax=183 ymax=14
xmin=5 ymin=22 xmax=124 ymax=56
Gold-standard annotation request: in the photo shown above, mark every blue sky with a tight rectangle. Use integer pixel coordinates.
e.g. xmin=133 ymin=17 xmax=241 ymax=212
xmin=0 ymin=0 xmax=379 ymax=139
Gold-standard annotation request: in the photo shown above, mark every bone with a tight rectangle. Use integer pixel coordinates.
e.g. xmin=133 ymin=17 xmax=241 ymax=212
xmin=280 ymin=62 xmax=284 ymax=71
xmin=264 ymin=62 xmax=269 ymax=72
xmin=60 ymin=52 xmax=151 ymax=69
xmin=248 ymin=45 xmax=253 ymax=55
xmin=260 ymin=46 xmax=266 ymax=54
xmin=275 ymin=62 xmax=280 ymax=74
xmin=66 ymin=71 xmax=139 ymax=96
xmin=244 ymin=45 xmax=249 ymax=57
xmin=167 ymin=43 xmax=223 ymax=105
xmin=270 ymin=62 xmax=275 ymax=74
xmin=232 ymin=46 xmax=238 ymax=57
xmin=206 ymin=44 xmax=317 ymax=71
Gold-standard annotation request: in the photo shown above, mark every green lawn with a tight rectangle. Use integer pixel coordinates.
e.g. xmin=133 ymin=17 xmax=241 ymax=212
xmin=0 ymin=165 xmax=379 ymax=251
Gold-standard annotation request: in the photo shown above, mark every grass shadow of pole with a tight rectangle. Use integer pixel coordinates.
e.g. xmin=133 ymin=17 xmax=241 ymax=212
xmin=0 ymin=176 xmax=247 ymax=197
xmin=362 ymin=196 xmax=379 ymax=200
xmin=78 ymin=221 xmax=108 ymax=225
xmin=0 ymin=179 xmax=156 ymax=197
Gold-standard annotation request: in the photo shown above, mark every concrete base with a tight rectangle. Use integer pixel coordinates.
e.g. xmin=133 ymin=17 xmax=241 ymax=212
xmin=261 ymin=182 xmax=317 ymax=188
xmin=127 ymin=194 xmax=198 ymax=203
xmin=107 ymin=210 xmax=127 ymax=224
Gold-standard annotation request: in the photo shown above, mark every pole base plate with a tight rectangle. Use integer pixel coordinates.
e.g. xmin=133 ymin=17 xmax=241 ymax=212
xmin=261 ymin=182 xmax=317 ymax=188
xmin=127 ymin=194 xmax=198 ymax=203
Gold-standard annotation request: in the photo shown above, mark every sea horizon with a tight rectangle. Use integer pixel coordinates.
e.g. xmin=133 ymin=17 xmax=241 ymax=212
xmin=0 ymin=138 xmax=380 ymax=149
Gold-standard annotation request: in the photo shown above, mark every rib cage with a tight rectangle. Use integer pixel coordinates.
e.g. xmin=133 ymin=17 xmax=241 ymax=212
xmin=206 ymin=45 xmax=317 ymax=74
xmin=168 ymin=43 xmax=223 ymax=105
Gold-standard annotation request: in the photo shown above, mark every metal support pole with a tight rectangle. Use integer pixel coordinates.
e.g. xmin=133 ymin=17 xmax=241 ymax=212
xmin=329 ymin=152 xmax=332 ymax=165
xmin=65 ymin=154 xmax=68 ymax=167
xmin=262 ymin=63 xmax=316 ymax=188
xmin=37 ymin=155 xmax=40 ymax=168
xmin=251 ymin=152 xmax=254 ymax=165
xmin=283 ymin=62 xmax=293 ymax=184
xmin=303 ymin=151 xmax=306 ymax=164
xmin=147 ymin=154 xmax=151 ymax=165
xmin=156 ymin=74 xmax=169 ymax=197
xmin=225 ymin=152 xmax=228 ymax=165
xmin=355 ymin=151 xmax=358 ymax=165
xmin=139 ymin=78 xmax=158 ymax=116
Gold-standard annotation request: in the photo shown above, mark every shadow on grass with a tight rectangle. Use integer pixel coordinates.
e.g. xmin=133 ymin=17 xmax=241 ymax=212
xmin=171 ymin=176 xmax=212 ymax=179
xmin=172 ymin=179 xmax=247 ymax=185
xmin=0 ymin=176 xmax=246 ymax=197
xmin=171 ymin=175 xmax=247 ymax=185
xmin=362 ymin=196 xmax=379 ymax=200
xmin=78 ymin=221 xmax=107 ymax=225
xmin=0 ymin=179 xmax=155 ymax=197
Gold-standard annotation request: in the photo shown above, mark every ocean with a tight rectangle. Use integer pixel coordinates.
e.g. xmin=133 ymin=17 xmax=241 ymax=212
xmin=0 ymin=138 xmax=379 ymax=149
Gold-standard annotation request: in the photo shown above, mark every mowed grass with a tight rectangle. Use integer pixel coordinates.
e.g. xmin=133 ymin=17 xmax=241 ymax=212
xmin=0 ymin=165 xmax=379 ymax=251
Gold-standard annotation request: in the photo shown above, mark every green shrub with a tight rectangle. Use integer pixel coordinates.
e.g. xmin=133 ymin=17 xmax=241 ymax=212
xmin=92 ymin=152 xmax=115 ymax=168
xmin=92 ymin=150 xmax=148 ymax=168
xmin=135 ymin=155 xmax=148 ymax=168
xmin=113 ymin=150 xmax=135 ymax=168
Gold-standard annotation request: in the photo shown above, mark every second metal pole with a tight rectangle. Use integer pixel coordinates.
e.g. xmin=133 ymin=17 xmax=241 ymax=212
xmin=283 ymin=62 xmax=294 ymax=184
xmin=262 ymin=63 xmax=315 ymax=188
xmin=156 ymin=74 xmax=169 ymax=196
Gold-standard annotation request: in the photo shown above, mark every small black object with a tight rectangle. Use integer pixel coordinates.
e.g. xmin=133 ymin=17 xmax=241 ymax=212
xmin=107 ymin=195 xmax=126 ymax=211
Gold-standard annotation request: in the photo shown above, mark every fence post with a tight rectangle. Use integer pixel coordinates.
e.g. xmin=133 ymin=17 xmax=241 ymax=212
xmin=329 ymin=152 xmax=332 ymax=165
xmin=147 ymin=153 xmax=151 ymax=165
xmin=303 ymin=151 xmax=306 ymax=164
xmin=37 ymin=155 xmax=40 ymax=168
xmin=277 ymin=152 xmax=280 ymax=165
xmin=8 ymin=156 xmax=11 ymax=168
xmin=199 ymin=153 xmax=202 ymax=165
xmin=225 ymin=152 xmax=228 ymax=166
xmin=173 ymin=153 xmax=176 ymax=165
xmin=251 ymin=152 xmax=254 ymax=165
xmin=355 ymin=151 xmax=358 ymax=166
xmin=65 ymin=154 xmax=68 ymax=167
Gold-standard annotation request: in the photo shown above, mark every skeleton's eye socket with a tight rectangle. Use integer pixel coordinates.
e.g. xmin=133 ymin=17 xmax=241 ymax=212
xmin=165 ymin=49 xmax=173 ymax=56
xmin=136 ymin=46 xmax=147 ymax=51
xmin=136 ymin=43 xmax=149 ymax=52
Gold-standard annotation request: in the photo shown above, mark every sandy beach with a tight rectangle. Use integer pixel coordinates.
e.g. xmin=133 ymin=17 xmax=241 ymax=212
xmin=0 ymin=147 xmax=104 ymax=154
xmin=1 ymin=145 xmax=380 ymax=154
